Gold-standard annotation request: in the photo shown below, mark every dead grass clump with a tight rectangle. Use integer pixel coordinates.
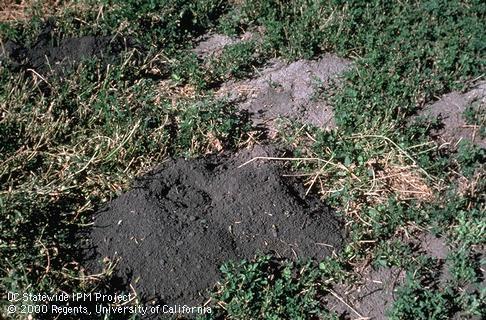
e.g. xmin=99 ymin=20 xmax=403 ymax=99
xmin=371 ymin=159 xmax=434 ymax=202
xmin=273 ymin=126 xmax=439 ymax=221
xmin=455 ymin=167 xmax=484 ymax=199
xmin=156 ymin=80 xmax=197 ymax=106
xmin=0 ymin=0 xmax=64 ymax=22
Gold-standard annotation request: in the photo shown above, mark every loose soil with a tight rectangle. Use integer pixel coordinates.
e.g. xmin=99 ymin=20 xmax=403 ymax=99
xmin=418 ymin=81 xmax=486 ymax=148
xmin=217 ymin=55 xmax=351 ymax=133
xmin=85 ymin=145 xmax=344 ymax=308
xmin=192 ymin=33 xmax=238 ymax=59
xmin=325 ymin=266 xmax=405 ymax=320
xmin=193 ymin=33 xmax=351 ymax=132
xmin=1 ymin=29 xmax=128 ymax=76
xmin=192 ymin=32 xmax=258 ymax=59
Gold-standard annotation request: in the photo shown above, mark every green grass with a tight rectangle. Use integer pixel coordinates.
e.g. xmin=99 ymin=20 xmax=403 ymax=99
xmin=463 ymin=100 xmax=486 ymax=138
xmin=1 ymin=0 xmax=485 ymax=319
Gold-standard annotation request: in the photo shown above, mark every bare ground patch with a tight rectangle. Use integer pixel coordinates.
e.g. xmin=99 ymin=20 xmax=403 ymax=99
xmin=418 ymin=81 xmax=486 ymax=149
xmin=324 ymin=266 xmax=405 ymax=320
xmin=216 ymin=54 xmax=351 ymax=133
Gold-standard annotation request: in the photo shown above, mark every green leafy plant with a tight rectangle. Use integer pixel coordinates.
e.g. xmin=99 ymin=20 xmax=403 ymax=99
xmin=204 ymin=256 xmax=337 ymax=320
xmin=388 ymin=272 xmax=455 ymax=320
xmin=463 ymin=101 xmax=486 ymax=138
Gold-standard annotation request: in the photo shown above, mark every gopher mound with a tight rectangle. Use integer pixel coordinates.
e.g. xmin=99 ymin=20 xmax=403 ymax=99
xmin=85 ymin=146 xmax=344 ymax=307
xmin=417 ymin=81 xmax=486 ymax=148
xmin=217 ymin=54 xmax=351 ymax=131
xmin=1 ymin=21 xmax=129 ymax=76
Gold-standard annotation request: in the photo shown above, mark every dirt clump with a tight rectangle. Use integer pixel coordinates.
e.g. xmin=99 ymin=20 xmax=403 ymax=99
xmin=85 ymin=146 xmax=344 ymax=308
xmin=217 ymin=55 xmax=351 ymax=132
xmin=417 ymin=81 xmax=486 ymax=148
xmin=1 ymin=26 xmax=128 ymax=76
xmin=192 ymin=32 xmax=257 ymax=59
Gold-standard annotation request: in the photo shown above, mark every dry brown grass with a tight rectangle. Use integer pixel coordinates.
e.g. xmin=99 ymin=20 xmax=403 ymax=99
xmin=156 ymin=80 xmax=197 ymax=106
xmin=0 ymin=0 xmax=62 ymax=22
xmin=300 ymin=155 xmax=435 ymax=206
xmin=369 ymin=159 xmax=434 ymax=202
xmin=270 ymin=127 xmax=439 ymax=232
xmin=455 ymin=167 xmax=484 ymax=199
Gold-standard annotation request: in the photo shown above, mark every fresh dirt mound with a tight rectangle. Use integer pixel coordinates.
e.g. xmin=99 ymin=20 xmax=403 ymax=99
xmin=217 ymin=55 xmax=351 ymax=132
xmin=417 ymin=81 xmax=486 ymax=148
xmin=85 ymin=146 xmax=344 ymax=307
xmin=192 ymin=33 xmax=352 ymax=131
xmin=1 ymin=29 xmax=128 ymax=76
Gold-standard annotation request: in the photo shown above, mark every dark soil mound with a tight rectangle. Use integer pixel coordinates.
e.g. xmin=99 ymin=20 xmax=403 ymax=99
xmin=1 ymin=31 xmax=128 ymax=76
xmin=85 ymin=146 xmax=344 ymax=308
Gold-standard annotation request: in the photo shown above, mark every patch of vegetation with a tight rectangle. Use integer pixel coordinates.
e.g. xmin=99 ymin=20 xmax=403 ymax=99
xmin=221 ymin=0 xmax=485 ymax=130
xmin=202 ymin=256 xmax=338 ymax=320
xmin=205 ymin=40 xmax=264 ymax=85
xmin=388 ymin=272 xmax=456 ymax=320
xmin=171 ymin=40 xmax=265 ymax=90
xmin=0 ymin=0 xmax=485 ymax=319
xmin=448 ymin=247 xmax=480 ymax=285
xmin=464 ymin=100 xmax=486 ymax=138
xmin=1 ymin=0 xmax=227 ymax=47
xmin=388 ymin=262 xmax=485 ymax=320
xmin=454 ymin=140 xmax=485 ymax=177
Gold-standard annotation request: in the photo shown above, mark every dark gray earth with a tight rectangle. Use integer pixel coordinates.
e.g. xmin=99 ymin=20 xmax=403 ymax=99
xmin=0 ymin=26 xmax=128 ymax=76
xmin=85 ymin=146 xmax=344 ymax=308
